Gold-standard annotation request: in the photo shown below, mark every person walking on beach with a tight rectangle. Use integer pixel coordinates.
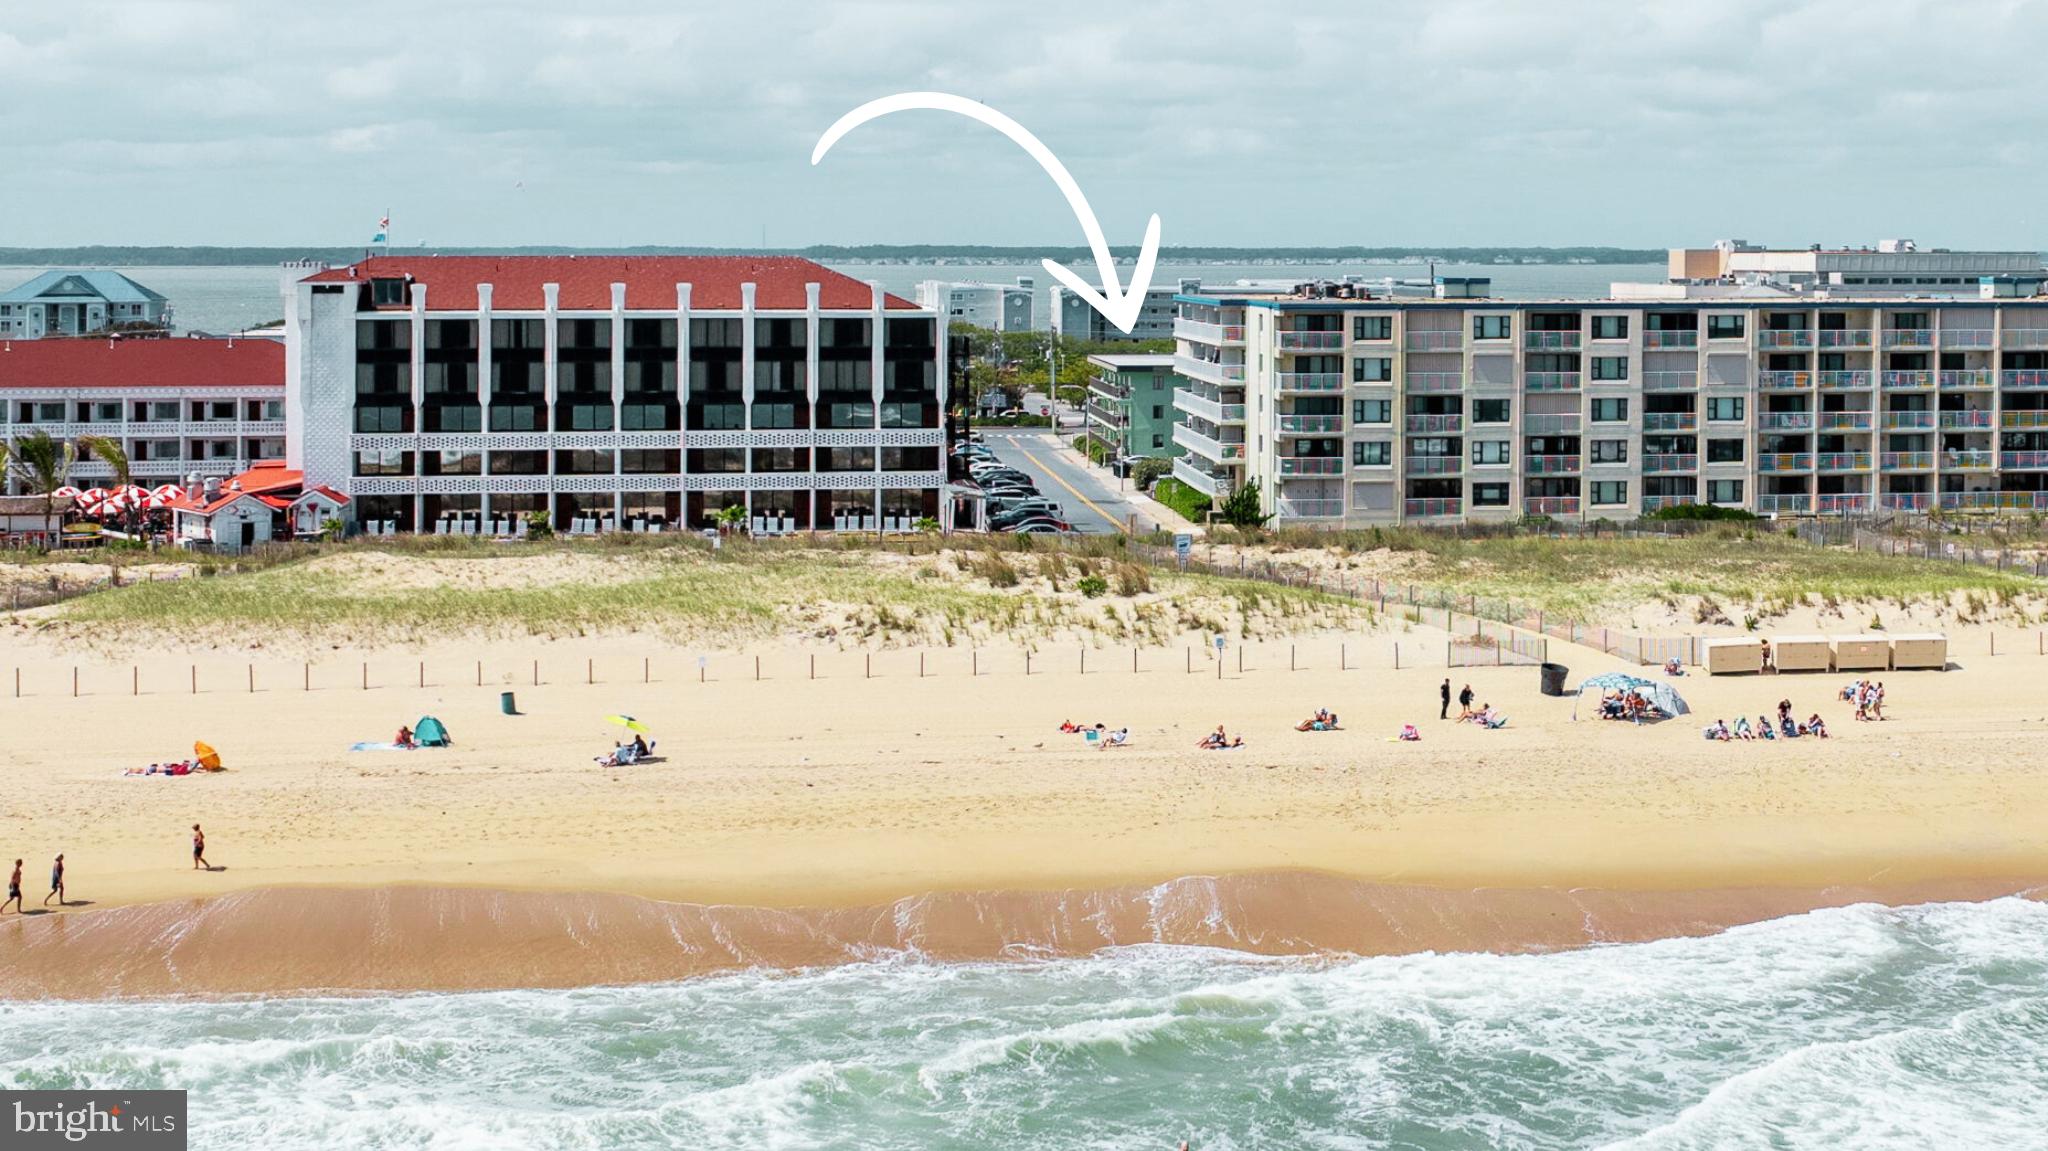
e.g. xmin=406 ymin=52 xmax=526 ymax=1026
xmin=44 ymin=853 xmax=64 ymax=908
xmin=2 ymin=859 xmax=21 ymax=914
xmin=192 ymin=824 xmax=209 ymax=870
xmin=1440 ymin=678 xmax=1451 ymax=720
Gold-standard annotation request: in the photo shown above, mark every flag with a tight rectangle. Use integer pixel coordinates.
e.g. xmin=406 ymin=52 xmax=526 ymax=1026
xmin=373 ymin=215 xmax=390 ymax=245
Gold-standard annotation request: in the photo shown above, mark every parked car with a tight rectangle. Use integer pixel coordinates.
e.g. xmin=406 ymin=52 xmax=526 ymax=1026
xmin=1010 ymin=520 xmax=1071 ymax=534
xmin=993 ymin=498 xmax=1062 ymax=517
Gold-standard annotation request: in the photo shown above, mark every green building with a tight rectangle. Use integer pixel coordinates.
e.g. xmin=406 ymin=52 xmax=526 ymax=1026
xmin=1084 ymin=353 xmax=1183 ymax=461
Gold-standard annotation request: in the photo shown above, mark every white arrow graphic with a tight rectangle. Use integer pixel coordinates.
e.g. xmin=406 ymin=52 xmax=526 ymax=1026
xmin=812 ymin=91 xmax=1161 ymax=334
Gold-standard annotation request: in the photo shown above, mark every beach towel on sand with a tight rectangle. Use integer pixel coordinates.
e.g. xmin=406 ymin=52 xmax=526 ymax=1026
xmin=350 ymin=741 xmax=418 ymax=752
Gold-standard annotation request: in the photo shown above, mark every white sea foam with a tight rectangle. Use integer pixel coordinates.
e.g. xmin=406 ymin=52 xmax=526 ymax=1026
xmin=5 ymin=898 xmax=2046 ymax=1150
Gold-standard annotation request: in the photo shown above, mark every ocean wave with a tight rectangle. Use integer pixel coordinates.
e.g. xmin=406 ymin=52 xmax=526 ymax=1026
xmin=7 ymin=898 xmax=2048 ymax=1149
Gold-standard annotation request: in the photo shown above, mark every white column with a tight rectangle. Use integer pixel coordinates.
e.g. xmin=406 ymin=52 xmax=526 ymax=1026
xmin=611 ymin=282 xmax=627 ymax=526
xmin=410 ymin=285 xmax=428 ymax=532
xmin=543 ymin=283 xmax=560 ymax=521
xmin=476 ymin=283 xmax=493 ymax=524
xmin=740 ymin=283 xmax=757 ymax=523
xmin=675 ymin=283 xmax=691 ymax=524
xmin=870 ymin=281 xmax=886 ymax=531
xmin=805 ymin=282 xmax=820 ymax=529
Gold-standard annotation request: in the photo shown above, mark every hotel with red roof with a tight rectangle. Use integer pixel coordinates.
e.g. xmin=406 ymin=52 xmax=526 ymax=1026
xmin=284 ymin=255 xmax=947 ymax=534
xmin=0 ymin=336 xmax=286 ymax=486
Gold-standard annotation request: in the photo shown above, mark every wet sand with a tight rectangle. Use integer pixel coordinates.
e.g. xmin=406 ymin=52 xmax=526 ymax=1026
xmin=3 ymin=874 xmax=2041 ymax=999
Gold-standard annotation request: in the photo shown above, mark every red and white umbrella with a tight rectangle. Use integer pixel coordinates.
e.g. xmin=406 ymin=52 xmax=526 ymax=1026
xmin=151 ymin=484 xmax=187 ymax=502
xmin=51 ymin=485 xmax=81 ymax=499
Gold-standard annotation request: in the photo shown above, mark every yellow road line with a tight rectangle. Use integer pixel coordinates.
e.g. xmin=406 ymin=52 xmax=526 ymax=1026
xmin=1015 ymin=442 xmax=1124 ymax=534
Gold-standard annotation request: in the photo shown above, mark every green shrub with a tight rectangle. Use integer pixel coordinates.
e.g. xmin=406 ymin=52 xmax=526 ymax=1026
xmin=1077 ymin=574 xmax=1109 ymax=598
xmin=1644 ymin=503 xmax=1759 ymax=523
xmin=1153 ymin=477 xmax=1212 ymax=522
xmin=1131 ymin=457 xmax=1172 ymax=490
xmin=1218 ymin=478 xmax=1273 ymax=529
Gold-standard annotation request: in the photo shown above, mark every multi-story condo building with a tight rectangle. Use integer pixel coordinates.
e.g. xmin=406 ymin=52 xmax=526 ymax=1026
xmin=0 ymin=271 xmax=171 ymax=339
xmin=1083 ymin=353 xmax=1182 ymax=461
xmin=1174 ymin=243 xmax=2048 ymax=525
xmin=1051 ymin=280 xmax=1186 ymax=342
xmin=915 ymin=277 xmax=1035 ymax=332
xmin=283 ymin=256 xmax=948 ymax=535
xmin=0 ymin=338 xmax=285 ymax=489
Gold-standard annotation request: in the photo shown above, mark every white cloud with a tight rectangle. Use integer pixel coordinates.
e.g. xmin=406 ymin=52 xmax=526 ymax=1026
xmin=0 ymin=0 xmax=2039 ymax=247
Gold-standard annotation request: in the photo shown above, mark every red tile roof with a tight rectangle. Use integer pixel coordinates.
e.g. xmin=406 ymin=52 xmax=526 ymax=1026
xmin=301 ymin=256 xmax=920 ymax=312
xmin=170 ymin=461 xmax=305 ymax=515
xmin=0 ymin=338 xmax=284 ymax=390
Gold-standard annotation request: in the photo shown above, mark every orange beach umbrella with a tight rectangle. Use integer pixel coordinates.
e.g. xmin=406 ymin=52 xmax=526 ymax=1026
xmin=194 ymin=741 xmax=222 ymax=771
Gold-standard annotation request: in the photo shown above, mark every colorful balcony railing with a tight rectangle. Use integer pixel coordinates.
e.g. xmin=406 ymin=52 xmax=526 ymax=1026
xmin=1404 ymin=455 xmax=1463 ymax=476
xmin=1405 ymin=330 xmax=1464 ymax=352
xmin=1403 ymin=497 xmax=1463 ymax=518
xmin=1275 ymin=373 xmax=1343 ymax=392
xmin=1641 ymin=412 xmax=1698 ymax=432
xmin=1277 ymin=456 xmax=1344 ymax=476
xmin=1523 ymin=331 xmax=1582 ymax=350
xmin=1642 ymin=330 xmax=1698 ymax=349
xmin=1642 ymin=454 xmax=1699 ymax=474
xmin=1277 ymin=330 xmax=1345 ymax=351
xmin=1756 ymin=329 xmax=1814 ymax=349
xmin=1524 ymin=454 xmax=1581 ymax=475
xmin=1403 ymin=413 xmax=1464 ymax=434
xmin=1758 ymin=453 xmax=1815 ymax=473
xmin=1275 ymin=414 xmax=1342 ymax=434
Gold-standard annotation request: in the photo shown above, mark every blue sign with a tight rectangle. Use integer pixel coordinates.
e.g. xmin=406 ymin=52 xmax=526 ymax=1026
xmin=1174 ymin=532 xmax=1192 ymax=565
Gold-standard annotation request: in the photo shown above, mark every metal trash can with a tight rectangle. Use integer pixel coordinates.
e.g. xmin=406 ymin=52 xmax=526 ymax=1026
xmin=500 ymin=691 xmax=518 ymax=715
xmin=1539 ymin=663 xmax=1568 ymax=697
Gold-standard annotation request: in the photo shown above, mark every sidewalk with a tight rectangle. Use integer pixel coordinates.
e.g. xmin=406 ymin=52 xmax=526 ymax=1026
xmin=1049 ymin=433 xmax=1204 ymax=538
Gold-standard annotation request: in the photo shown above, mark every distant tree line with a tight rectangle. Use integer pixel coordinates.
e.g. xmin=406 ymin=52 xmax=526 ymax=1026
xmin=0 ymin=244 xmax=1668 ymax=267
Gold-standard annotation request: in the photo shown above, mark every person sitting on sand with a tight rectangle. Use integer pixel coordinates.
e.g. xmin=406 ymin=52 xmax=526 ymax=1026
xmin=1198 ymin=725 xmax=1228 ymax=749
xmin=1399 ymin=724 xmax=1421 ymax=742
xmin=1733 ymin=716 xmax=1753 ymax=740
xmin=1840 ymin=680 xmax=1862 ymax=703
xmin=1710 ymin=719 xmax=1732 ymax=741
xmin=396 ymin=724 xmax=416 ymax=749
xmin=1806 ymin=714 xmax=1830 ymax=739
xmin=1101 ymin=727 xmax=1131 ymax=748
xmin=631 ymin=734 xmax=650 ymax=759
xmin=1664 ymin=657 xmax=1684 ymax=677
xmin=1758 ymin=714 xmax=1776 ymax=741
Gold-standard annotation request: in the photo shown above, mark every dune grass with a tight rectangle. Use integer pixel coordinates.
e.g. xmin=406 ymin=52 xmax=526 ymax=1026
xmin=1250 ymin=524 xmax=2046 ymax=619
xmin=50 ymin=545 xmax=1366 ymax=646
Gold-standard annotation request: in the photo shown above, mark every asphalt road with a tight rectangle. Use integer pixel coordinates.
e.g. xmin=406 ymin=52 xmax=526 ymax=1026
xmin=976 ymin=428 xmax=1135 ymax=534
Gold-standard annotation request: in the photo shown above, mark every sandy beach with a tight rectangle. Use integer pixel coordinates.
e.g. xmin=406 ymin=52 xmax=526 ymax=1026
xmin=4 ymin=612 xmax=2048 ymax=997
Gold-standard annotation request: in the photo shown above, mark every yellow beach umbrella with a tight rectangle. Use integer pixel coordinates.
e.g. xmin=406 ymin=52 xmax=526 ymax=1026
xmin=605 ymin=715 xmax=651 ymax=735
xmin=194 ymin=741 xmax=222 ymax=771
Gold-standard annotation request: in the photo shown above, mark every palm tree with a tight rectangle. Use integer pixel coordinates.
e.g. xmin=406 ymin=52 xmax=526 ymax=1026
xmin=2 ymin=430 xmax=79 ymax=543
xmin=77 ymin=434 xmax=131 ymax=532
xmin=713 ymin=504 xmax=748 ymax=536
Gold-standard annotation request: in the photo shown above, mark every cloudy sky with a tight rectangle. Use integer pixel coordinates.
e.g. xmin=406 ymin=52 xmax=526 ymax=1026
xmin=2 ymin=0 xmax=2042 ymax=249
